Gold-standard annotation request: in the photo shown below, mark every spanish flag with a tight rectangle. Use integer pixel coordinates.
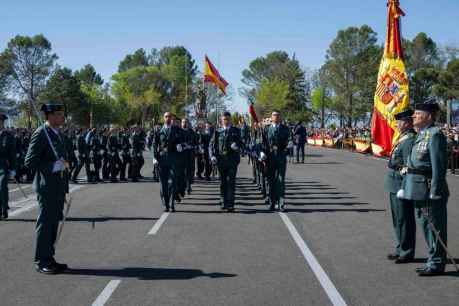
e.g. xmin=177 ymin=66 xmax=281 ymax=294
xmin=371 ymin=0 xmax=409 ymax=157
xmin=204 ymin=55 xmax=228 ymax=95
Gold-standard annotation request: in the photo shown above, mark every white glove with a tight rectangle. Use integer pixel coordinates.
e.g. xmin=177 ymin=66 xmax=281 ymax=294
xmin=52 ymin=159 xmax=66 ymax=173
xmin=211 ymin=156 xmax=217 ymax=164
xmin=429 ymin=194 xmax=442 ymax=200
xmin=259 ymin=152 xmax=267 ymax=161
xmin=9 ymin=170 xmax=16 ymax=179
xmin=176 ymin=144 xmax=183 ymax=152
xmin=231 ymin=143 xmax=239 ymax=151
xmin=153 ymin=158 xmax=158 ymax=165
xmin=288 ymin=141 xmax=294 ymax=149
xmin=396 ymin=189 xmax=405 ymax=199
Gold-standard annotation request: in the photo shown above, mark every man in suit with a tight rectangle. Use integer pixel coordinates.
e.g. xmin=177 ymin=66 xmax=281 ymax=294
xmin=210 ymin=112 xmax=244 ymax=212
xmin=153 ymin=112 xmax=183 ymax=212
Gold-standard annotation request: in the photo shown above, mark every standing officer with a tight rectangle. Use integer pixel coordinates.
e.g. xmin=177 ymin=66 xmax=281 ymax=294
xmin=107 ymin=127 xmax=121 ymax=182
xmin=25 ymin=103 xmax=69 ymax=274
xmin=119 ymin=128 xmax=131 ymax=182
xmin=210 ymin=112 xmax=243 ymax=212
xmin=71 ymin=128 xmax=89 ymax=183
xmin=181 ymin=118 xmax=197 ymax=194
xmin=88 ymin=128 xmax=103 ymax=182
xmin=0 ymin=114 xmax=17 ymax=220
xmin=400 ymin=100 xmax=450 ymax=276
xmin=153 ymin=112 xmax=182 ymax=212
xmin=384 ymin=109 xmax=416 ymax=263
xmin=294 ymin=121 xmax=307 ymax=163
xmin=262 ymin=111 xmax=291 ymax=211
xmin=130 ymin=126 xmax=145 ymax=182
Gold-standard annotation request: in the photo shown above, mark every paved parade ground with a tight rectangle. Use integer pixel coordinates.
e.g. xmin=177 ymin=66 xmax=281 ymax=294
xmin=1 ymin=146 xmax=458 ymax=306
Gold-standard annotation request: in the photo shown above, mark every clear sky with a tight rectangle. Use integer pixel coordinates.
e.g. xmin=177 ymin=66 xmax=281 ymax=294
xmin=1 ymin=0 xmax=458 ymax=112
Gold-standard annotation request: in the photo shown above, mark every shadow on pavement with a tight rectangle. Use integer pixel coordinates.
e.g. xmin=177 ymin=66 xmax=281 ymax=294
xmin=4 ymin=216 xmax=158 ymax=223
xmin=63 ymin=267 xmax=237 ymax=280
xmin=285 ymin=208 xmax=385 ymax=213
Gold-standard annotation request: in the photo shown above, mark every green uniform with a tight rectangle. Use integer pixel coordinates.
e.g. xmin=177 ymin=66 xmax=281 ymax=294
xmin=210 ymin=126 xmax=243 ymax=209
xmin=153 ymin=125 xmax=182 ymax=210
xmin=24 ymin=125 xmax=68 ymax=266
xmin=384 ymin=129 xmax=416 ymax=259
xmin=403 ymin=125 xmax=449 ymax=271
xmin=0 ymin=129 xmax=17 ymax=218
xmin=265 ymin=124 xmax=290 ymax=209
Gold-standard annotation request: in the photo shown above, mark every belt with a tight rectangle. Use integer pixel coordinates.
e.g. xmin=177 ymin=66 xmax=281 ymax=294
xmin=388 ymin=165 xmax=402 ymax=171
xmin=407 ymin=168 xmax=432 ymax=177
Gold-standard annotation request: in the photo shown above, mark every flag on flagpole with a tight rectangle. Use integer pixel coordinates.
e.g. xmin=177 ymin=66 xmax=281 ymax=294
xmin=371 ymin=0 xmax=410 ymax=157
xmin=204 ymin=55 xmax=228 ymax=95
xmin=248 ymin=99 xmax=259 ymax=124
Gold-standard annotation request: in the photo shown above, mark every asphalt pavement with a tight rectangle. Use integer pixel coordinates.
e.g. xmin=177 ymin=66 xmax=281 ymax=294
xmin=1 ymin=146 xmax=458 ymax=306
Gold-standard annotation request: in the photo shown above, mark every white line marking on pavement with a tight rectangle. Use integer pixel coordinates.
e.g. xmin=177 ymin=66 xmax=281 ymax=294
xmin=279 ymin=212 xmax=347 ymax=306
xmin=148 ymin=212 xmax=170 ymax=235
xmin=9 ymin=186 xmax=84 ymax=217
xmin=91 ymin=280 xmax=121 ymax=306
xmin=9 ymin=185 xmax=32 ymax=193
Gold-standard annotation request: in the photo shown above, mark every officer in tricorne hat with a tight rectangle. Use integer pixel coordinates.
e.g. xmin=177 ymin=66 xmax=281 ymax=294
xmin=0 ymin=113 xmax=17 ymax=220
xmin=24 ymin=103 xmax=70 ymax=274
xmin=384 ymin=108 xmax=416 ymax=263
xmin=399 ymin=99 xmax=450 ymax=276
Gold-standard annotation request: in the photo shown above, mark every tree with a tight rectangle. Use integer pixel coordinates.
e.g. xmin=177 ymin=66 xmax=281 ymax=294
xmin=434 ymin=59 xmax=459 ymax=100
xmin=322 ymin=25 xmax=381 ymax=127
xmin=0 ymin=34 xmax=58 ymax=127
xmin=404 ymin=33 xmax=441 ymax=103
xmin=118 ymin=48 xmax=151 ymax=72
xmin=74 ymin=64 xmax=104 ymax=86
xmin=112 ymin=66 xmax=164 ymax=126
xmin=241 ymin=51 xmax=310 ymax=122
xmin=39 ymin=67 xmax=88 ymax=125
xmin=255 ymin=78 xmax=290 ymax=117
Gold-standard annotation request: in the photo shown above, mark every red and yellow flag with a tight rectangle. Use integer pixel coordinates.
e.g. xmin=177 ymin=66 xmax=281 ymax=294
xmin=204 ymin=55 xmax=228 ymax=95
xmin=371 ymin=0 xmax=409 ymax=157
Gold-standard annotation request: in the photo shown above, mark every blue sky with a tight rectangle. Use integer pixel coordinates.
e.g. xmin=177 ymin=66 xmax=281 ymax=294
xmin=1 ymin=0 xmax=458 ymax=112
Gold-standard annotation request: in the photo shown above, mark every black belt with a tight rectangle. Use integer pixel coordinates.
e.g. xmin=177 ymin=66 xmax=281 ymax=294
xmin=388 ymin=165 xmax=402 ymax=171
xmin=407 ymin=168 xmax=432 ymax=177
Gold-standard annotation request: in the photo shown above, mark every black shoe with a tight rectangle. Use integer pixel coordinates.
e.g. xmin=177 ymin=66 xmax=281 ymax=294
xmin=205 ymin=177 xmax=211 ymax=181
xmin=280 ymin=205 xmax=286 ymax=212
xmin=227 ymin=207 xmax=234 ymax=212
xmin=170 ymin=206 xmax=176 ymax=213
xmin=52 ymin=261 xmax=68 ymax=272
xmin=395 ymin=257 xmax=414 ymax=264
xmin=269 ymin=205 xmax=275 ymax=211
xmin=164 ymin=207 xmax=170 ymax=212
xmin=387 ymin=253 xmax=399 ymax=261
xmin=2 ymin=209 xmax=8 ymax=219
xmin=417 ymin=268 xmax=445 ymax=276
xmin=36 ymin=264 xmax=60 ymax=275
xmin=415 ymin=266 xmax=428 ymax=273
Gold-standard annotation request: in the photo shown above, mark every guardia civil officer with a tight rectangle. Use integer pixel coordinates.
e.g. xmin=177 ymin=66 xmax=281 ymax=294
xmin=0 ymin=114 xmax=17 ymax=220
xmin=210 ymin=112 xmax=244 ymax=212
xmin=384 ymin=109 xmax=416 ymax=263
xmin=261 ymin=111 xmax=291 ymax=211
xmin=24 ymin=104 xmax=69 ymax=274
xmin=399 ymin=99 xmax=450 ymax=276
xmin=153 ymin=112 xmax=183 ymax=212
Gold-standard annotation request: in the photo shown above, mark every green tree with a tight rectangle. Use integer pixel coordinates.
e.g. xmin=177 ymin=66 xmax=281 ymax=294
xmin=434 ymin=59 xmax=459 ymax=100
xmin=118 ymin=48 xmax=151 ymax=72
xmin=322 ymin=25 xmax=380 ymax=127
xmin=255 ymin=78 xmax=290 ymax=117
xmin=241 ymin=51 xmax=310 ymax=122
xmin=39 ymin=67 xmax=88 ymax=125
xmin=404 ymin=33 xmax=441 ymax=103
xmin=0 ymin=34 xmax=58 ymax=127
